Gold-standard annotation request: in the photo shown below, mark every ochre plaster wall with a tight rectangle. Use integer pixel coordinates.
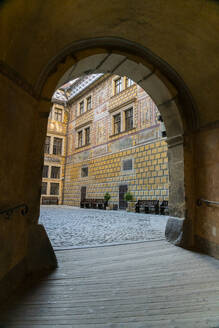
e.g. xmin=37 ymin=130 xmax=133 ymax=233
xmin=195 ymin=126 xmax=219 ymax=258
xmin=64 ymin=140 xmax=168 ymax=207
xmin=41 ymin=104 xmax=67 ymax=205
xmin=0 ymin=0 xmax=218 ymax=300
xmin=0 ymin=0 xmax=219 ymax=125
xmin=63 ymin=75 xmax=169 ymax=208
xmin=0 ymin=79 xmax=56 ymax=301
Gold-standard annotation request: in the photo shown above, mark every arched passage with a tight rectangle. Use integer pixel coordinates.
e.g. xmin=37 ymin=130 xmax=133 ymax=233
xmin=0 ymin=0 xmax=218 ymax=311
xmin=36 ymin=37 xmax=198 ymax=247
xmin=0 ymin=37 xmax=199 ymax=302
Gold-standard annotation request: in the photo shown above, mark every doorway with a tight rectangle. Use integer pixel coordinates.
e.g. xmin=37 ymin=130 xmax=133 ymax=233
xmin=81 ymin=186 xmax=86 ymax=202
xmin=119 ymin=185 xmax=128 ymax=210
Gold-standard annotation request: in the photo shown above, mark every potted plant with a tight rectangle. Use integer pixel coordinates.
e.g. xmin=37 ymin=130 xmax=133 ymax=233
xmin=104 ymin=192 xmax=111 ymax=210
xmin=124 ymin=191 xmax=135 ymax=212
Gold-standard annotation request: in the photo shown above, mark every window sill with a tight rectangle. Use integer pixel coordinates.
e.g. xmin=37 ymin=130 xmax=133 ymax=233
xmin=76 ymin=108 xmax=93 ymax=118
xmin=111 ymin=85 xmax=136 ymax=98
xmin=109 ymin=127 xmax=136 ymax=138
xmin=75 ymin=143 xmax=91 ymax=150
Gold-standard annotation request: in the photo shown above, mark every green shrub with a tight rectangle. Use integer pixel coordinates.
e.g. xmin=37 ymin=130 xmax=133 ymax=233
xmin=104 ymin=192 xmax=111 ymax=202
xmin=124 ymin=191 xmax=133 ymax=202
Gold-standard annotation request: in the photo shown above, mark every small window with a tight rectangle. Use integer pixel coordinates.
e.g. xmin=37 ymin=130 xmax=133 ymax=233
xmin=44 ymin=136 xmax=51 ymax=154
xmin=54 ymin=108 xmax=62 ymax=122
xmin=50 ymin=183 xmax=59 ymax=195
xmin=126 ymin=78 xmax=134 ymax=88
xmin=85 ymin=127 xmax=90 ymax=145
xmin=81 ymin=167 xmax=88 ymax=177
xmin=78 ymin=131 xmax=83 ymax=147
xmin=87 ymin=96 xmax=92 ymax=110
xmin=79 ymin=101 xmax=84 ymax=115
xmin=49 ymin=109 xmax=52 ymax=119
xmin=53 ymin=137 xmax=62 ymax=155
xmin=51 ymin=166 xmax=60 ymax=179
xmin=123 ymin=159 xmax=133 ymax=171
xmin=162 ymin=130 xmax=167 ymax=138
xmin=114 ymin=78 xmax=122 ymax=95
xmin=114 ymin=113 xmax=121 ymax=134
xmin=42 ymin=165 xmax=49 ymax=178
xmin=41 ymin=182 xmax=47 ymax=195
xmin=125 ymin=108 xmax=133 ymax=131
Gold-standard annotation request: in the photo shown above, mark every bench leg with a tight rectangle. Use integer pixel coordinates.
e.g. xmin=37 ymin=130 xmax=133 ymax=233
xmin=145 ymin=206 xmax=149 ymax=214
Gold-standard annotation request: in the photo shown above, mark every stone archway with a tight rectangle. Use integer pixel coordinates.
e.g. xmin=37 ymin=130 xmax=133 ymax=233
xmin=36 ymin=37 xmax=197 ymax=248
xmin=0 ymin=37 xmax=198 ymax=302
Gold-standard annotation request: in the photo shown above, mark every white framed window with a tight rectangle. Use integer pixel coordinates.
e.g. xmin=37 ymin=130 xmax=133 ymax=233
xmin=79 ymin=101 xmax=84 ymax=115
xmin=122 ymin=159 xmax=133 ymax=171
xmin=86 ymin=96 xmax=92 ymax=110
xmin=51 ymin=166 xmax=61 ymax=179
xmin=126 ymin=77 xmax=134 ymax=88
xmin=50 ymin=182 xmax=60 ymax=195
xmin=42 ymin=165 xmax=49 ymax=178
xmin=44 ymin=136 xmax=51 ymax=154
xmin=113 ymin=113 xmax=121 ymax=134
xmin=114 ymin=77 xmax=122 ymax=95
xmin=41 ymin=182 xmax=47 ymax=195
xmin=53 ymin=137 xmax=63 ymax=155
xmin=125 ymin=108 xmax=133 ymax=131
xmin=85 ymin=127 xmax=90 ymax=145
xmin=54 ymin=107 xmax=63 ymax=122
xmin=78 ymin=130 xmax=83 ymax=147
xmin=81 ymin=166 xmax=88 ymax=177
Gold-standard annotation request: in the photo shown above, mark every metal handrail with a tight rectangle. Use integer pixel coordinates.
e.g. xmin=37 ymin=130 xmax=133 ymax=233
xmin=197 ymin=198 xmax=219 ymax=206
xmin=0 ymin=204 xmax=28 ymax=220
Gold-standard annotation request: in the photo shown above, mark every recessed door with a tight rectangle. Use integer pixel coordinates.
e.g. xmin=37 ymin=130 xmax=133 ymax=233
xmin=119 ymin=185 xmax=128 ymax=210
xmin=81 ymin=186 xmax=86 ymax=201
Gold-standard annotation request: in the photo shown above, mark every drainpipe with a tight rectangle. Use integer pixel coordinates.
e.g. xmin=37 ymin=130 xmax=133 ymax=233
xmin=61 ymin=97 xmax=69 ymax=205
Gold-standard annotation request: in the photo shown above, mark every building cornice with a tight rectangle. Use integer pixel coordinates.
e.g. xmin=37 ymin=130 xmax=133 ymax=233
xmin=108 ymin=97 xmax=137 ymax=113
xmin=75 ymin=120 xmax=93 ymax=130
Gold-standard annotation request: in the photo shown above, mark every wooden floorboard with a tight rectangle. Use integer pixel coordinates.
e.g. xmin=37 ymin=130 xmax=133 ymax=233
xmin=1 ymin=240 xmax=219 ymax=327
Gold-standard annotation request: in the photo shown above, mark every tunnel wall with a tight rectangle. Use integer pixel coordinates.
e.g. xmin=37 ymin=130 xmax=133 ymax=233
xmin=0 ymin=0 xmax=219 ymax=302
xmin=195 ymin=125 xmax=219 ymax=258
xmin=0 ymin=78 xmax=57 ymax=302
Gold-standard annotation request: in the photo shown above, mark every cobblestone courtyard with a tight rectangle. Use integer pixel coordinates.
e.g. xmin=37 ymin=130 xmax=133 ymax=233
xmin=39 ymin=206 xmax=169 ymax=249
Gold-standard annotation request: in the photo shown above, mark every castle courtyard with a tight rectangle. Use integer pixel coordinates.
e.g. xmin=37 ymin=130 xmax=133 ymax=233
xmin=39 ymin=206 xmax=169 ymax=249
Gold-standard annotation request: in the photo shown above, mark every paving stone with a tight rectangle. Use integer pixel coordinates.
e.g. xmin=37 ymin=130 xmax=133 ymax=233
xmin=39 ymin=206 xmax=169 ymax=249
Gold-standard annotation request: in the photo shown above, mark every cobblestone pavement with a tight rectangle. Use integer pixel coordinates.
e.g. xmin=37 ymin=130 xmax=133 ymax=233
xmin=39 ymin=205 xmax=169 ymax=249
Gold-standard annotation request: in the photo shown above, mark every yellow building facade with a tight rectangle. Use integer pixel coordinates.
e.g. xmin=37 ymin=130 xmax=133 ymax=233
xmin=46 ymin=74 xmax=169 ymax=209
xmin=41 ymin=103 xmax=68 ymax=205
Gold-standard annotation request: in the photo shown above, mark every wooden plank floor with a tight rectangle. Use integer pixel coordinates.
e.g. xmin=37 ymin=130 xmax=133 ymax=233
xmin=1 ymin=240 xmax=219 ymax=328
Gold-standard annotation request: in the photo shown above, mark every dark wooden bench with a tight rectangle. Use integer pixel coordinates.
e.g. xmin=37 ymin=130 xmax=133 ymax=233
xmin=42 ymin=197 xmax=59 ymax=205
xmin=135 ymin=200 xmax=159 ymax=214
xmin=160 ymin=201 xmax=169 ymax=215
xmin=80 ymin=199 xmax=106 ymax=209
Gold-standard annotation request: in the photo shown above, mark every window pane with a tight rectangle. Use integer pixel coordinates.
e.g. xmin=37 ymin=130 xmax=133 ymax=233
xmin=123 ymin=159 xmax=133 ymax=171
xmin=87 ymin=96 xmax=92 ymax=110
xmin=78 ymin=131 xmax=83 ymax=147
xmin=53 ymin=137 xmax=62 ymax=155
xmin=114 ymin=78 xmax=122 ymax=94
xmin=125 ymin=108 xmax=133 ymax=131
xmin=79 ymin=101 xmax=84 ymax=115
xmin=81 ymin=167 xmax=88 ymax=177
xmin=114 ymin=113 xmax=121 ymax=134
xmin=42 ymin=165 xmax=49 ymax=178
xmin=41 ymin=182 xmax=47 ymax=195
xmin=44 ymin=136 xmax=50 ymax=154
xmin=51 ymin=166 xmax=60 ymax=179
xmin=85 ymin=127 xmax=90 ymax=145
xmin=54 ymin=108 xmax=62 ymax=122
xmin=50 ymin=183 xmax=59 ymax=195
xmin=126 ymin=78 xmax=134 ymax=88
